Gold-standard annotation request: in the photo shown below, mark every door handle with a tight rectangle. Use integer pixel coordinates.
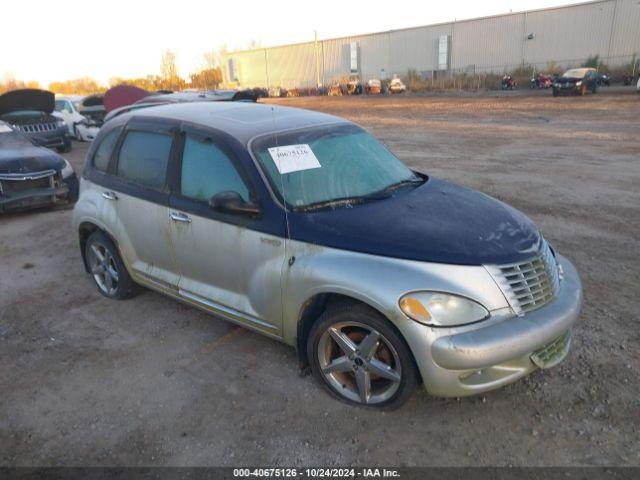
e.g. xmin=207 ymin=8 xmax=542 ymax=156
xmin=170 ymin=211 xmax=192 ymax=223
xmin=102 ymin=191 xmax=118 ymax=201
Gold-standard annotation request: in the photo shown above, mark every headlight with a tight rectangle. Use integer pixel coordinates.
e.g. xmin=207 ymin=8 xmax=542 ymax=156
xmin=60 ymin=159 xmax=74 ymax=179
xmin=576 ymin=81 xmax=582 ymax=86
xmin=399 ymin=292 xmax=489 ymax=327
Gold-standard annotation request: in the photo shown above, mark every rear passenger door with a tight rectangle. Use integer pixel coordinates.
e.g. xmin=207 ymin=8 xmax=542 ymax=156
xmin=108 ymin=119 xmax=181 ymax=290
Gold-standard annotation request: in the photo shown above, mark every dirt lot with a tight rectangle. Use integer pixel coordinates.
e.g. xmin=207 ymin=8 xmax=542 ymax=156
xmin=1 ymin=90 xmax=639 ymax=467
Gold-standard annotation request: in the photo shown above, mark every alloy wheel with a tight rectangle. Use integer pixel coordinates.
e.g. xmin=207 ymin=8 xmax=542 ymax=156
xmin=88 ymin=242 xmax=119 ymax=296
xmin=317 ymin=321 xmax=402 ymax=405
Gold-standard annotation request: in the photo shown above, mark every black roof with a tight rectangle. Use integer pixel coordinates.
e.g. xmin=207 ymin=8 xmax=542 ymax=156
xmin=110 ymin=101 xmax=347 ymax=145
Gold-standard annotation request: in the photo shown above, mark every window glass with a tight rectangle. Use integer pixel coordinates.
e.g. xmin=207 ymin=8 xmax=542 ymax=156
xmin=117 ymin=131 xmax=172 ymax=189
xmin=180 ymin=134 xmax=249 ymax=202
xmin=92 ymin=129 xmax=120 ymax=172
xmin=252 ymin=124 xmax=418 ymax=208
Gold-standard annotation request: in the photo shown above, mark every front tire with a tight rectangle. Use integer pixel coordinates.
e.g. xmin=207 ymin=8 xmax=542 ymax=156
xmin=85 ymin=230 xmax=137 ymax=300
xmin=307 ymin=301 xmax=418 ymax=409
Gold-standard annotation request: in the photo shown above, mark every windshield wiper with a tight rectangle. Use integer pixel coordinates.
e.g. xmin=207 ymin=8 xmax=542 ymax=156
xmin=300 ymin=196 xmax=366 ymax=212
xmin=299 ymin=178 xmax=424 ymax=212
xmin=358 ymin=178 xmax=424 ymax=201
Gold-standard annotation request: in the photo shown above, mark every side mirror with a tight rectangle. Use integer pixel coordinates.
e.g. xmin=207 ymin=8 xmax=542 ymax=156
xmin=209 ymin=191 xmax=260 ymax=217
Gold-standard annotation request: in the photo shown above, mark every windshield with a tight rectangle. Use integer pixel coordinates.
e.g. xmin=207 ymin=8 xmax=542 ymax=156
xmin=252 ymin=123 xmax=421 ymax=209
xmin=563 ymin=68 xmax=590 ymax=78
xmin=54 ymin=100 xmax=68 ymax=112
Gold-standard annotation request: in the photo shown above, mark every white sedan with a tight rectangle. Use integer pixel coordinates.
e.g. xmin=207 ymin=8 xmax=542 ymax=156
xmin=53 ymin=96 xmax=100 ymax=142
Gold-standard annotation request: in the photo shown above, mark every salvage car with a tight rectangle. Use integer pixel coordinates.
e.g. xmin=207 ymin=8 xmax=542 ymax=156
xmin=552 ymin=68 xmax=598 ymax=96
xmin=388 ymin=78 xmax=406 ymax=94
xmin=54 ymin=95 xmax=100 ymax=142
xmin=77 ymin=94 xmax=106 ymax=128
xmin=366 ymin=79 xmax=382 ymax=94
xmin=0 ymin=89 xmax=71 ymax=153
xmin=0 ymin=121 xmax=78 ymax=213
xmin=72 ymin=102 xmax=582 ymax=409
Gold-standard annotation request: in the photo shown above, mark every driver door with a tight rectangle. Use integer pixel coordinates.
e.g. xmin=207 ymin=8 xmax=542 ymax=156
xmin=168 ymin=127 xmax=286 ymax=337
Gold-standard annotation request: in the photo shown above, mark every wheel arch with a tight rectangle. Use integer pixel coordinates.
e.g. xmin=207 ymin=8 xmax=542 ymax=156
xmin=78 ymin=221 xmax=120 ymax=273
xmin=295 ymin=291 xmax=420 ymax=382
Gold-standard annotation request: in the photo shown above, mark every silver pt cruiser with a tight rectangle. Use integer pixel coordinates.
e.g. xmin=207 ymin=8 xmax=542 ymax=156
xmin=72 ymin=102 xmax=582 ymax=409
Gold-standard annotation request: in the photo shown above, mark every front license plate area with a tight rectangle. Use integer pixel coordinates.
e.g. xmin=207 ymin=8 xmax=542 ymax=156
xmin=531 ymin=329 xmax=571 ymax=369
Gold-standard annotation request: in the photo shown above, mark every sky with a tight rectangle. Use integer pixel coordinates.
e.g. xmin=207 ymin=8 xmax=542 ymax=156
xmin=2 ymin=0 xmax=584 ymax=87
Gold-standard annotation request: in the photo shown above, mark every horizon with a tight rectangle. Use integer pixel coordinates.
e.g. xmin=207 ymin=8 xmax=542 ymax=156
xmin=4 ymin=0 xmax=584 ymax=88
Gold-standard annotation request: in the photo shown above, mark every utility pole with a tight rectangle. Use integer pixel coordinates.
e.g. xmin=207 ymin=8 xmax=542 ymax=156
xmin=314 ymin=30 xmax=321 ymax=94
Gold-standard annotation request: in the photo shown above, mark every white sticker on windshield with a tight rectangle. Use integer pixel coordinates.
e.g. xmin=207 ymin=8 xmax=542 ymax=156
xmin=0 ymin=125 xmax=13 ymax=133
xmin=268 ymin=144 xmax=321 ymax=174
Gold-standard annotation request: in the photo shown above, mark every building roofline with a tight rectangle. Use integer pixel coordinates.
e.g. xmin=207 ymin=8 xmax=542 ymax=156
xmin=222 ymin=0 xmax=608 ymax=57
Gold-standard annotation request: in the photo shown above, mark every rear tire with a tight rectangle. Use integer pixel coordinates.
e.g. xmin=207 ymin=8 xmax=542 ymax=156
xmin=85 ymin=230 xmax=138 ymax=300
xmin=307 ymin=301 xmax=418 ymax=410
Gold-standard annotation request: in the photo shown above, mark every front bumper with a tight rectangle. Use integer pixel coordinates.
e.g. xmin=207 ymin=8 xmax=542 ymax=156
xmin=0 ymin=171 xmax=78 ymax=212
xmin=553 ymin=84 xmax=580 ymax=94
xmin=413 ymin=255 xmax=582 ymax=397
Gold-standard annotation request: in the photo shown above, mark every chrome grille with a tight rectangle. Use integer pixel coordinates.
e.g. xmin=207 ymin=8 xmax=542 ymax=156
xmin=486 ymin=241 xmax=560 ymax=316
xmin=18 ymin=122 xmax=58 ymax=133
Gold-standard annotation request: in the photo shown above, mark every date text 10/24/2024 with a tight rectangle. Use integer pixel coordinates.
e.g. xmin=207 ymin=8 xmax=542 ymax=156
xmin=233 ymin=468 xmax=401 ymax=478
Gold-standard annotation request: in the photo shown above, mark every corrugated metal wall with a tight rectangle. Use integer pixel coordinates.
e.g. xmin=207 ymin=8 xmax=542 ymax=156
xmin=451 ymin=14 xmax=525 ymax=72
xmin=522 ymin=1 xmax=616 ymax=68
xmin=222 ymin=0 xmax=640 ymax=88
xmin=388 ymin=24 xmax=453 ymax=75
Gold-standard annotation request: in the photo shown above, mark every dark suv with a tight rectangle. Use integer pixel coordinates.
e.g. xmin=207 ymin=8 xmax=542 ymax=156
xmin=552 ymin=68 xmax=598 ymax=96
xmin=0 ymin=89 xmax=71 ymax=152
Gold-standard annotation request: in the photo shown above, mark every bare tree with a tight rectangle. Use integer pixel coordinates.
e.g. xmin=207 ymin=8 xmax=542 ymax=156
xmin=160 ymin=50 xmax=180 ymax=90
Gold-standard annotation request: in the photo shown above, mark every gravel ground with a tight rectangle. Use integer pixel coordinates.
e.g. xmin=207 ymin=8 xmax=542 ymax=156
xmin=1 ymin=90 xmax=638 ymax=467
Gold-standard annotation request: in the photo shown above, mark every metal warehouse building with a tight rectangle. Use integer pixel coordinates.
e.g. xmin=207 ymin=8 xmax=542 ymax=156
xmin=221 ymin=0 xmax=640 ymax=89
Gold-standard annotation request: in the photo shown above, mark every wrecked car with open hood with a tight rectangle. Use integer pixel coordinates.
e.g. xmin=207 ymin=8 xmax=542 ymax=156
xmin=0 ymin=89 xmax=71 ymax=153
xmin=72 ymin=102 xmax=582 ymax=409
xmin=0 ymin=121 xmax=78 ymax=213
xmin=77 ymin=94 xmax=106 ymax=128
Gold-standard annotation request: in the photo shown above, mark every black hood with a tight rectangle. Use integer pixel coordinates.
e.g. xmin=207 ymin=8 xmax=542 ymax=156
xmin=0 ymin=127 xmax=65 ymax=174
xmin=0 ymin=89 xmax=55 ymax=115
xmin=80 ymin=94 xmax=104 ymax=108
xmin=287 ymin=177 xmax=542 ymax=266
